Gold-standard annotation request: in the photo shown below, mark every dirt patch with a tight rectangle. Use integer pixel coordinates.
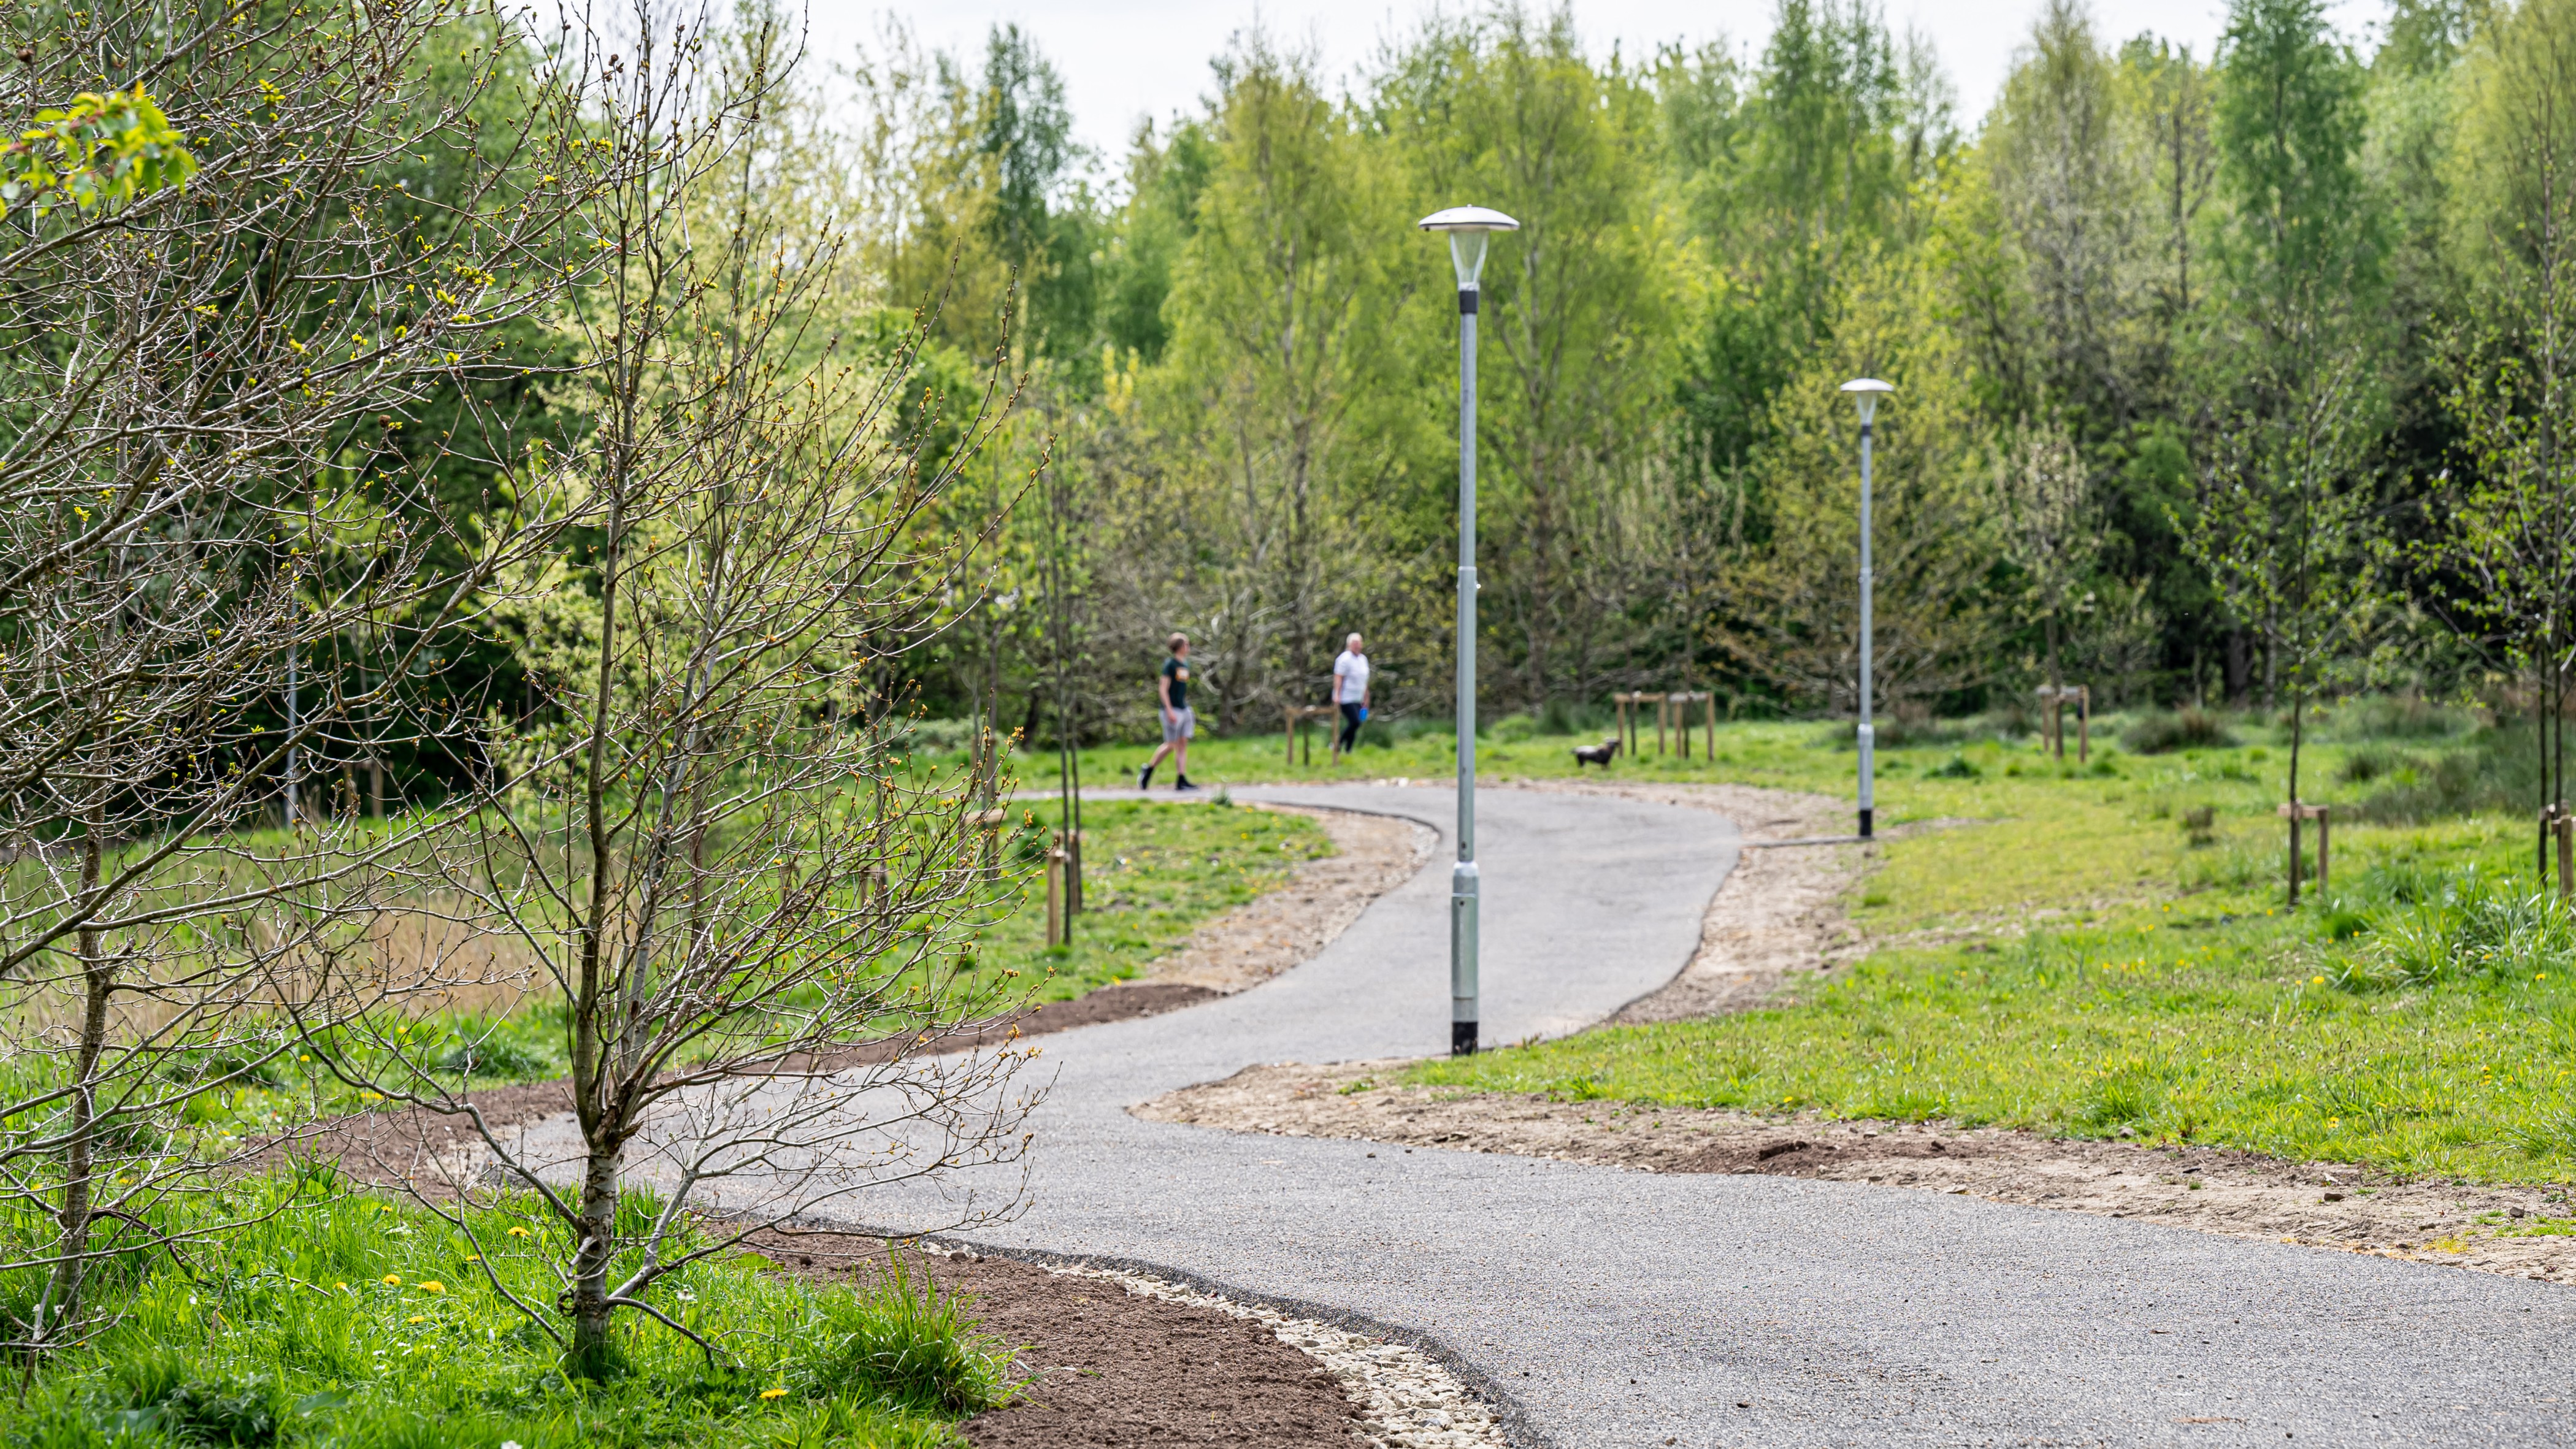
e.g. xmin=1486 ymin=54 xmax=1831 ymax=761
xmin=245 ymin=1080 xmax=572 ymax=1195
xmin=1140 ymin=1060 xmax=2576 ymax=1286
xmin=1498 ymin=780 xmax=1863 ymax=1021
xmin=746 ymin=1229 xmax=1371 ymax=1448
xmin=1141 ymin=805 xmax=1433 ymax=994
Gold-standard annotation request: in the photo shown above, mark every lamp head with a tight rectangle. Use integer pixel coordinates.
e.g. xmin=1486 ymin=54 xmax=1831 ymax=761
xmin=1839 ymin=377 xmax=1895 ymax=426
xmin=1419 ymin=205 xmax=1520 ymax=289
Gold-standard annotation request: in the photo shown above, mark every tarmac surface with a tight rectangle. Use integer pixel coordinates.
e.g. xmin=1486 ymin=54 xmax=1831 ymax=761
xmin=556 ymin=785 xmax=2576 ymax=1446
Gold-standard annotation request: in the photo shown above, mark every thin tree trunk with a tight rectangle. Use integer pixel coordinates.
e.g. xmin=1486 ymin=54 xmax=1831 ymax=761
xmin=39 ymin=830 xmax=113 ymax=1349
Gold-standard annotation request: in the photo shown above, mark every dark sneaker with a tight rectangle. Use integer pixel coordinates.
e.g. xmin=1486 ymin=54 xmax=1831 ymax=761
xmin=1137 ymin=766 xmax=1154 ymax=789
xmin=1175 ymin=776 xmax=1200 ymax=792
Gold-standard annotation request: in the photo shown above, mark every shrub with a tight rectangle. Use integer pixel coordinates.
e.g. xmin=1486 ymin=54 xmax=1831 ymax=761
xmin=1925 ymin=754 xmax=1980 ymax=779
xmin=2339 ymin=744 xmax=2418 ymax=785
xmin=2180 ymin=806 xmax=2216 ymax=847
xmin=2349 ymin=726 xmax=2542 ymax=824
xmin=2321 ymin=694 xmax=2476 ymax=742
xmin=2122 ymin=708 xmax=2234 ymax=754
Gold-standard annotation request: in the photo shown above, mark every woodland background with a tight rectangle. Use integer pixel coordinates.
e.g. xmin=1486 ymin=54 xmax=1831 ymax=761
xmin=358 ymin=0 xmax=2576 ymax=786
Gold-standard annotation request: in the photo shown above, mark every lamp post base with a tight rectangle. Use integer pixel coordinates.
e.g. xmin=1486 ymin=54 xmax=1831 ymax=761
xmin=1859 ymin=808 xmax=1874 ymax=839
xmin=1451 ymin=1021 xmax=1478 ymax=1057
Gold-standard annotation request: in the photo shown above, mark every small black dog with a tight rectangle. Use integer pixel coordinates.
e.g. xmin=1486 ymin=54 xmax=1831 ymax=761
xmin=1571 ymin=737 xmax=1621 ymax=769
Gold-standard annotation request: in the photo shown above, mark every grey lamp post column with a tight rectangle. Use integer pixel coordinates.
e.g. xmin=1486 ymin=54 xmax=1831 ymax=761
xmin=1421 ymin=204 xmax=1518 ymax=1057
xmin=1839 ymin=378 xmax=1894 ymax=839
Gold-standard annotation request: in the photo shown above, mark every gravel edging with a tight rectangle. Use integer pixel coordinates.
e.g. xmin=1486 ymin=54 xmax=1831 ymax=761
xmin=998 ymin=1255 xmax=1508 ymax=1449
xmin=795 ymin=1213 xmax=1545 ymax=1448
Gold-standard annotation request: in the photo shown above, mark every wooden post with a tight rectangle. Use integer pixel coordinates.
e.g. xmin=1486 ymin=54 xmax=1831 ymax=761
xmin=2315 ymin=803 xmax=2329 ymax=892
xmin=2557 ymin=811 xmax=2573 ymax=901
xmin=2077 ymin=686 xmax=2091 ymax=765
xmin=1657 ymin=695 xmax=1669 ymax=757
xmin=1616 ymin=694 xmax=1630 ymax=756
xmin=1062 ymin=828 xmax=1084 ymax=917
xmin=1045 ymin=845 xmax=1064 ymax=947
xmin=1284 ymin=706 xmax=1296 ymax=767
xmin=2277 ymin=801 xmax=2328 ymax=901
xmin=1678 ymin=693 xmax=1691 ymax=759
xmin=1704 ymin=692 xmax=1718 ymax=757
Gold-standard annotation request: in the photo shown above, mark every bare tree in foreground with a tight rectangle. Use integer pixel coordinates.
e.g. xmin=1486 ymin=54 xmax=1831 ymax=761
xmin=0 ymin=0 xmax=609 ymax=1350
xmin=309 ymin=4 xmax=1041 ymax=1377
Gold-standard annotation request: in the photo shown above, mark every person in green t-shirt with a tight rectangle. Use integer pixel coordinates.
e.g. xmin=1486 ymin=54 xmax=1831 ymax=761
xmin=1138 ymin=632 xmax=1198 ymax=791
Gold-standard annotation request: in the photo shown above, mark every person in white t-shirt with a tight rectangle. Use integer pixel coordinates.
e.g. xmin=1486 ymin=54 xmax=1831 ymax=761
xmin=1331 ymin=633 xmax=1371 ymax=760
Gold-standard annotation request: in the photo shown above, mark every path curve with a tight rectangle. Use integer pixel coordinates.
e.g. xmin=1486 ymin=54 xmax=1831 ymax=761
xmin=614 ymin=788 xmax=2576 ymax=1445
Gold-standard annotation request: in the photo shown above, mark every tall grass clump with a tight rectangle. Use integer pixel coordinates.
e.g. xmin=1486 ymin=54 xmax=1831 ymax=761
xmin=2332 ymin=865 xmax=2576 ymax=990
xmin=2121 ymin=708 xmax=2235 ymax=754
xmin=2319 ymin=693 xmax=2477 ymax=741
xmin=2348 ymin=726 xmax=2543 ymax=823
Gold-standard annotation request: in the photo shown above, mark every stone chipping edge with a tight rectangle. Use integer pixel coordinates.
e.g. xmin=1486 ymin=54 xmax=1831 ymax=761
xmin=941 ymin=1241 xmax=1538 ymax=1449
xmin=782 ymin=1212 xmax=1549 ymax=1449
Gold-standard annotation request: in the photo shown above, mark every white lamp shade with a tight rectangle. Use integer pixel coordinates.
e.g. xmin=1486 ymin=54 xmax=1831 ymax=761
xmin=1417 ymin=205 xmax=1520 ymax=233
xmin=1840 ymin=377 xmax=1895 ymax=424
xmin=1421 ymin=207 xmax=1519 ymax=289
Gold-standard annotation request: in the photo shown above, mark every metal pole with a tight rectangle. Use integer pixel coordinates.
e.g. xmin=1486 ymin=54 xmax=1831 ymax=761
xmin=1452 ymin=280 xmax=1480 ymax=1057
xmin=1857 ymin=417 xmax=1875 ymax=840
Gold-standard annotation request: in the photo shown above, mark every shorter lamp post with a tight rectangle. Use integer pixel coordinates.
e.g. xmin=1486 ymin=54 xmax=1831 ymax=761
xmin=1419 ymin=203 xmax=1517 ymax=1057
xmin=1840 ymin=378 xmax=1894 ymax=840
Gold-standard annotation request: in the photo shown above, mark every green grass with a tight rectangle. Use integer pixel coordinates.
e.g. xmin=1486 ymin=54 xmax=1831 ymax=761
xmin=153 ymin=795 xmax=1335 ymax=1129
xmin=1 ymin=1174 xmax=1010 ymax=1447
xmin=1316 ymin=711 xmax=2576 ymax=1185
xmin=953 ymin=795 xmax=1333 ymax=1004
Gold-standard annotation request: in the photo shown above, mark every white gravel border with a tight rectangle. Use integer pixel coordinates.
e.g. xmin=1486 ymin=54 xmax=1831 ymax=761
xmin=926 ymin=1244 xmax=1506 ymax=1448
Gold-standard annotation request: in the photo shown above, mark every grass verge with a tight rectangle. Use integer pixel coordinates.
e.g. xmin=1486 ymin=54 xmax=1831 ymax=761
xmin=3 ymin=1172 xmax=1010 ymax=1448
xmin=1373 ymin=714 xmax=2576 ymax=1186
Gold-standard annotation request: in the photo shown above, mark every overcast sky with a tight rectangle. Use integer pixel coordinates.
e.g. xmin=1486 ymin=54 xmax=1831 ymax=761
xmin=797 ymin=0 xmax=2391 ymax=169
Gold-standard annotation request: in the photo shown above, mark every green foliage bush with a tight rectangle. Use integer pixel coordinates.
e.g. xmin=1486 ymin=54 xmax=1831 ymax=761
xmin=2320 ymin=694 xmax=2477 ymax=742
xmin=2350 ymin=727 xmax=2543 ymax=824
xmin=2121 ymin=708 xmax=2235 ymax=754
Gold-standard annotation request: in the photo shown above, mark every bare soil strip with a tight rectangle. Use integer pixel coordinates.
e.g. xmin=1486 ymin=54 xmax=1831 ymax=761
xmin=1140 ymin=803 xmax=1435 ymax=994
xmin=1497 ymin=781 xmax=1860 ymax=1021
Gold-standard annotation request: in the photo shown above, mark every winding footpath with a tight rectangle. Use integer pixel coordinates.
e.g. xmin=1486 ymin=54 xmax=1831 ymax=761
xmin=627 ymin=787 xmax=2576 ymax=1444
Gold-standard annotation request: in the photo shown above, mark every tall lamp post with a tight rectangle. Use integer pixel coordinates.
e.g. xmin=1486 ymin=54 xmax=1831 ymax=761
xmin=1840 ymin=378 xmax=1894 ymax=839
xmin=1421 ymin=204 xmax=1518 ymax=1057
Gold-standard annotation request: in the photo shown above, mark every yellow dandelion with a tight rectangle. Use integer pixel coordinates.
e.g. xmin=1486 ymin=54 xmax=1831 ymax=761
xmin=462 ymin=1255 xmax=481 ymax=1264
xmin=382 ymin=1274 xmax=401 ymax=1285
xmin=407 ymin=1315 xmax=426 ymax=1324
xmin=759 ymin=1388 xmax=789 ymax=1401
xmin=507 ymin=1226 xmax=532 ymax=1238
xmin=419 ymin=1281 xmax=444 ymax=1294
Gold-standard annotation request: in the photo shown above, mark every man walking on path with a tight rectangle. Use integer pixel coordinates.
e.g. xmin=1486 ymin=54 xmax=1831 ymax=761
xmin=1332 ymin=633 xmax=1371 ymax=761
xmin=1138 ymin=633 xmax=1199 ymax=792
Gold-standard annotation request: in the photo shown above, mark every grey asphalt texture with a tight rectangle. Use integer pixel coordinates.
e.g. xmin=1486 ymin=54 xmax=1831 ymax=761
xmin=875 ymin=786 xmax=2576 ymax=1446
xmin=686 ymin=786 xmax=2576 ymax=1444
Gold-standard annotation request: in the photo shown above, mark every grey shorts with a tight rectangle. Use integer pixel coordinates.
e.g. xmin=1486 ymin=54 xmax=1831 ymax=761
xmin=1161 ymin=706 xmax=1197 ymax=743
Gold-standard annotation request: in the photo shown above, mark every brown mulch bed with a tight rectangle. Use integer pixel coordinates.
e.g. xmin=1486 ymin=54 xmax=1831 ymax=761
xmin=746 ymin=1229 xmax=1366 ymax=1448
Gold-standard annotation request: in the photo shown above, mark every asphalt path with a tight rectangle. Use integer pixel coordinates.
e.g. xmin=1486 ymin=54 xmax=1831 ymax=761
xmin=562 ymin=786 xmax=2576 ymax=1445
